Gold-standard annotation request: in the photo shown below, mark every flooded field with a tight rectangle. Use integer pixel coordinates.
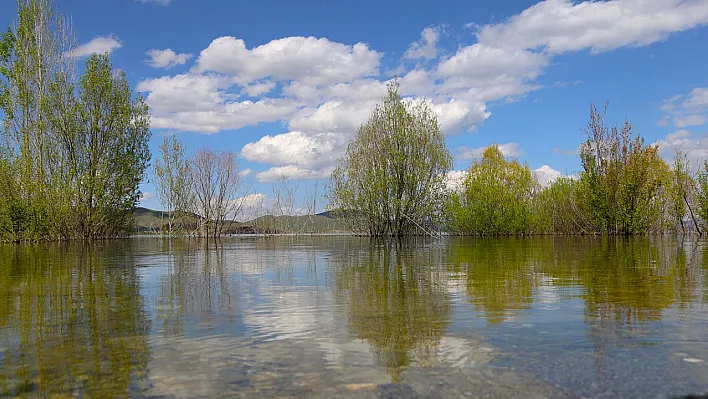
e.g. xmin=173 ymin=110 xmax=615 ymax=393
xmin=0 ymin=236 xmax=707 ymax=398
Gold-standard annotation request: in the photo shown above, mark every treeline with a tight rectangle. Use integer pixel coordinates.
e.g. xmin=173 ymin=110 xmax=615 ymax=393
xmin=0 ymin=0 xmax=150 ymax=241
xmin=330 ymin=85 xmax=708 ymax=236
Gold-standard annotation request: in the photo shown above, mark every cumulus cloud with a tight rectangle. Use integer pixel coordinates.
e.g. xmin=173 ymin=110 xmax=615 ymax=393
xmin=68 ymin=36 xmax=122 ymax=57
xmin=241 ymin=131 xmax=346 ymax=169
xmin=146 ymin=49 xmax=193 ymax=69
xmin=256 ymin=165 xmax=332 ymax=183
xmin=136 ymin=73 xmax=234 ymax=113
xmin=404 ymin=26 xmax=441 ymax=60
xmin=239 ymin=168 xmax=253 ymax=177
xmin=135 ymin=0 xmax=708 ymax=181
xmin=194 ymin=36 xmax=381 ymax=86
xmin=243 ymin=81 xmax=276 ymax=97
xmin=655 ymin=129 xmax=708 ymax=170
xmin=458 ymin=142 xmax=524 ymax=159
xmin=533 ymin=165 xmax=561 ymax=188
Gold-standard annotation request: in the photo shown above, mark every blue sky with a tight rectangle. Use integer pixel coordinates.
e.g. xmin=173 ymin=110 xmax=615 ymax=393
xmin=3 ymin=0 xmax=708 ymax=215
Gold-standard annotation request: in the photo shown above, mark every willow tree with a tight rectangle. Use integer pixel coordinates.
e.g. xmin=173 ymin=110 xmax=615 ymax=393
xmin=329 ymin=81 xmax=452 ymax=236
xmin=447 ymin=145 xmax=536 ymax=235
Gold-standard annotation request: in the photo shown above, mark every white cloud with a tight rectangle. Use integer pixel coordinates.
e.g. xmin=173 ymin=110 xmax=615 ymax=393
xmin=137 ymin=1 xmax=708 ymax=179
xmin=533 ymin=165 xmax=561 ymax=188
xmin=404 ymin=26 xmax=441 ymax=60
xmin=243 ymin=81 xmax=276 ymax=97
xmin=429 ymin=99 xmax=490 ymax=134
xmin=684 ymin=88 xmax=708 ymax=111
xmin=149 ymin=98 xmax=299 ymax=134
xmin=146 ymin=49 xmax=193 ymax=69
xmin=655 ymin=129 xmax=708 ymax=170
xmin=194 ymin=36 xmax=381 ymax=86
xmin=459 ymin=142 xmax=524 ymax=159
xmin=136 ymin=73 xmax=233 ymax=113
xmin=438 ymin=44 xmax=547 ymax=83
xmin=289 ymin=100 xmax=375 ymax=134
xmin=476 ymin=0 xmax=708 ymax=55
xmin=241 ymin=131 xmax=345 ymax=169
xmin=674 ymin=114 xmax=707 ymax=128
xmin=256 ymin=165 xmax=332 ymax=183
xmin=660 ymin=87 xmax=708 ymax=129
xmin=238 ymin=168 xmax=253 ymax=177
xmin=139 ymin=192 xmax=155 ymax=202
xmin=69 ymin=36 xmax=122 ymax=58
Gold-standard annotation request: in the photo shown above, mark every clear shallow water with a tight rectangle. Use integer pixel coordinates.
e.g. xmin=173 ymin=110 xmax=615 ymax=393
xmin=0 ymin=236 xmax=707 ymax=398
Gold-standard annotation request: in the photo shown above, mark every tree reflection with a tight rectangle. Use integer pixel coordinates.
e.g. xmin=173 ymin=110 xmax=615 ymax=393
xmin=447 ymin=238 xmax=540 ymax=324
xmin=0 ymin=242 xmax=150 ymax=397
xmin=153 ymin=239 xmax=236 ymax=339
xmin=334 ymin=239 xmax=451 ymax=381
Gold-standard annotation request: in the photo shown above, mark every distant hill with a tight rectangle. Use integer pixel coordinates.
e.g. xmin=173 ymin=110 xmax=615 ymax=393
xmin=133 ymin=207 xmax=347 ymax=234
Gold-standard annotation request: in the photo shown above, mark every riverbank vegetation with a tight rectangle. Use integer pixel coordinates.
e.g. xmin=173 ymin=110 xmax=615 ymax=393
xmin=0 ymin=0 xmax=150 ymax=242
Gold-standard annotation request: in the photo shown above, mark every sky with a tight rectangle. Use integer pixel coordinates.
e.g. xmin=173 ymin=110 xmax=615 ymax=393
xmin=2 ymin=0 xmax=708 ymax=215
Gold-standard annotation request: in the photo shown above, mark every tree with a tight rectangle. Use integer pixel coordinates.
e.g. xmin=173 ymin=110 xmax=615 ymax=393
xmin=577 ymin=104 xmax=669 ymax=235
xmin=189 ymin=148 xmax=243 ymax=238
xmin=0 ymin=0 xmax=75 ymax=240
xmin=54 ymin=54 xmax=151 ymax=238
xmin=447 ymin=145 xmax=536 ymax=235
xmin=1 ymin=0 xmax=150 ymax=241
xmin=696 ymin=161 xmax=708 ymax=234
xmin=154 ymin=135 xmax=192 ymax=235
xmin=668 ymin=150 xmax=700 ymax=234
xmin=329 ymin=80 xmax=452 ymax=236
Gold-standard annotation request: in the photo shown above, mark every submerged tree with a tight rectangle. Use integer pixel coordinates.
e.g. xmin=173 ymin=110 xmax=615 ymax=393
xmin=447 ymin=145 xmax=536 ymax=235
xmin=154 ymin=135 xmax=192 ymax=235
xmin=329 ymin=80 xmax=452 ymax=236
xmin=189 ymin=148 xmax=244 ymax=238
xmin=0 ymin=0 xmax=151 ymax=241
xmin=577 ymin=104 xmax=669 ymax=235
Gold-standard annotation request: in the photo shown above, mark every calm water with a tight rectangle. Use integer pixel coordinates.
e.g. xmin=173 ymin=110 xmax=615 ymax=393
xmin=0 ymin=236 xmax=707 ymax=398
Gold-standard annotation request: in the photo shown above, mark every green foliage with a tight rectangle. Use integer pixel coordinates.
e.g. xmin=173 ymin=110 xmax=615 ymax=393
xmin=0 ymin=0 xmax=150 ymax=241
xmin=696 ymin=161 xmax=708 ymax=232
xmin=329 ymin=80 xmax=452 ymax=236
xmin=577 ymin=104 xmax=669 ymax=235
xmin=153 ymin=134 xmax=192 ymax=235
xmin=533 ymin=177 xmax=592 ymax=234
xmin=447 ymin=145 xmax=535 ymax=235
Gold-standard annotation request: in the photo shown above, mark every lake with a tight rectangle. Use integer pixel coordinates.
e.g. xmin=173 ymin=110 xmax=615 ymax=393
xmin=0 ymin=236 xmax=706 ymax=398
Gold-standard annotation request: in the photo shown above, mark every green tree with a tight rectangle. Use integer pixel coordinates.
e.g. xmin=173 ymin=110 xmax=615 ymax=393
xmin=447 ymin=145 xmax=536 ymax=235
xmin=154 ymin=135 xmax=192 ymax=235
xmin=329 ymin=80 xmax=452 ymax=236
xmin=696 ymin=161 xmax=708 ymax=233
xmin=533 ymin=177 xmax=593 ymax=234
xmin=0 ymin=0 xmax=150 ymax=241
xmin=52 ymin=54 xmax=151 ymax=238
xmin=577 ymin=104 xmax=669 ymax=235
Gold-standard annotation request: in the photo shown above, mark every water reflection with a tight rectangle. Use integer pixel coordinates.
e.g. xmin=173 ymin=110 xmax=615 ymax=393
xmin=0 ymin=237 xmax=706 ymax=398
xmin=334 ymin=239 xmax=452 ymax=381
xmin=0 ymin=242 xmax=150 ymax=397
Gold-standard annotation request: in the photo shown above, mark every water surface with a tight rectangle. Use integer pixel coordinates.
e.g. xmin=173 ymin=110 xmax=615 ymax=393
xmin=1 ymin=236 xmax=707 ymax=398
